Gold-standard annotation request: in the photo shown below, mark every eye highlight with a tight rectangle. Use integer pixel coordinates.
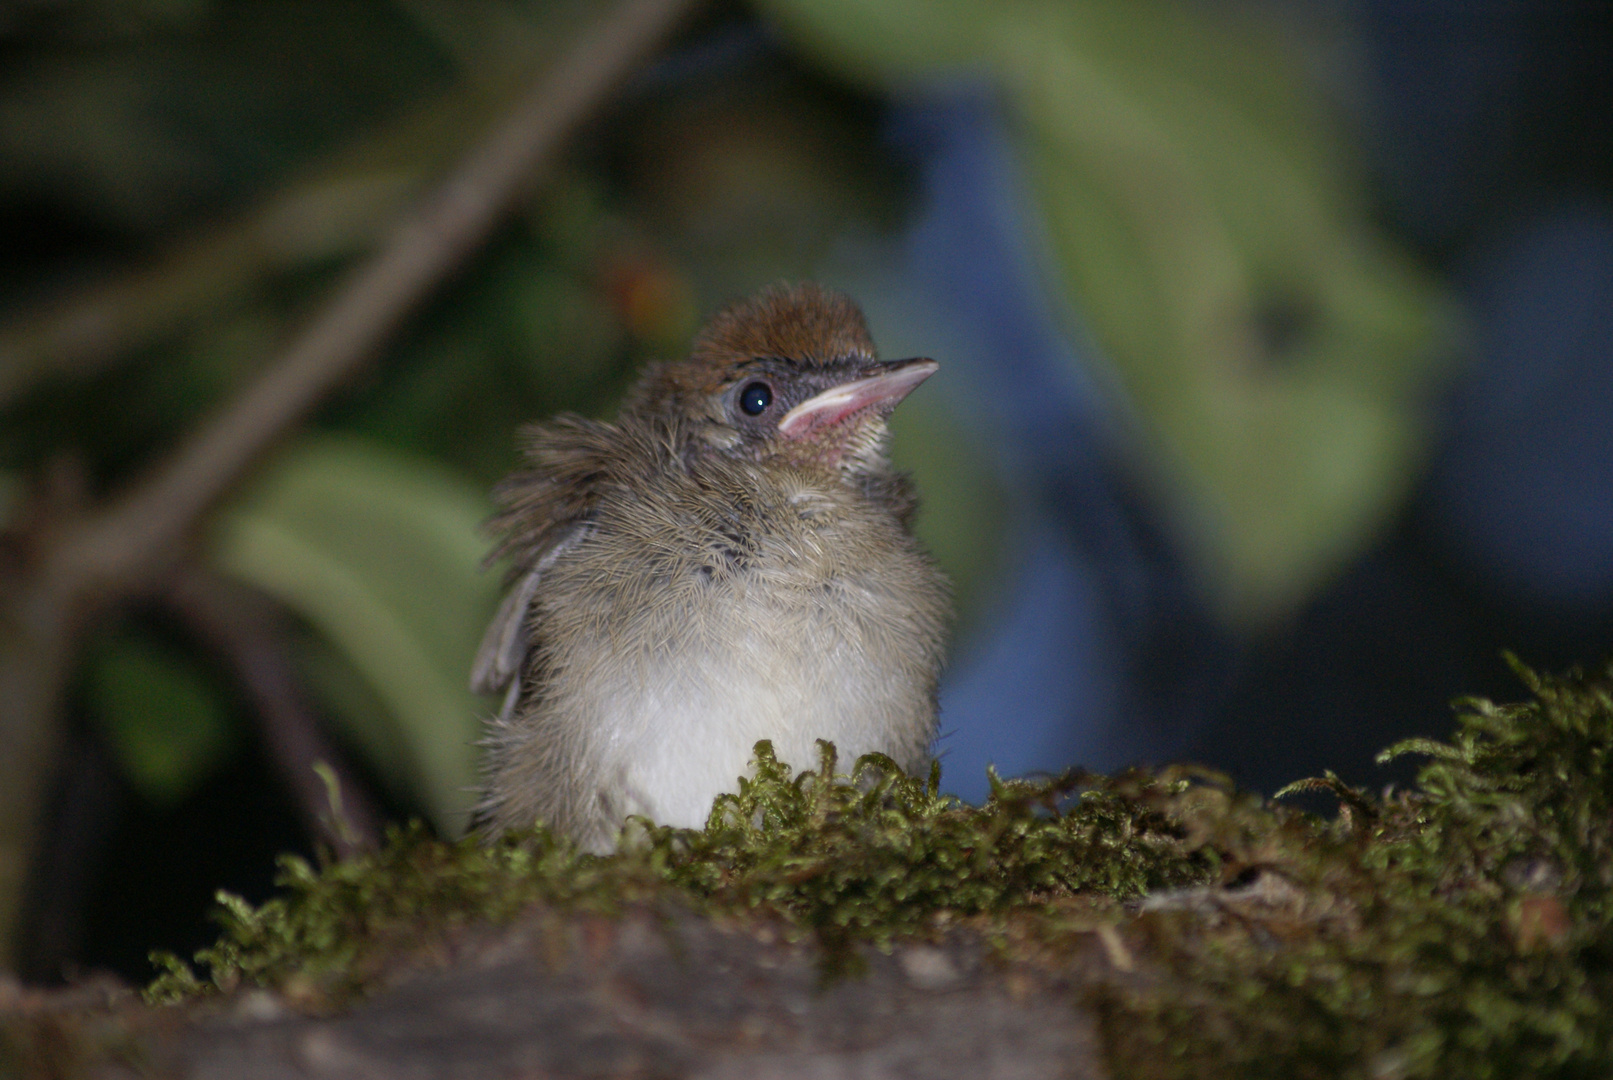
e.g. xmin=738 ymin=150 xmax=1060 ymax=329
xmin=739 ymin=381 xmax=773 ymax=416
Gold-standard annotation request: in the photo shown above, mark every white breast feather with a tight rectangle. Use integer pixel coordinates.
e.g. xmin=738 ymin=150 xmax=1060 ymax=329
xmin=572 ymin=580 xmax=902 ymax=831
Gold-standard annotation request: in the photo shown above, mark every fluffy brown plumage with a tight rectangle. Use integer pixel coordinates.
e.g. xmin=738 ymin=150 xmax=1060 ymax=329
xmin=472 ymin=282 xmax=950 ymax=851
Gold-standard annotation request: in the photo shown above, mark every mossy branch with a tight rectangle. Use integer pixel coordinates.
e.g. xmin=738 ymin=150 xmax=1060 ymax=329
xmin=146 ymin=659 xmax=1613 ymax=1079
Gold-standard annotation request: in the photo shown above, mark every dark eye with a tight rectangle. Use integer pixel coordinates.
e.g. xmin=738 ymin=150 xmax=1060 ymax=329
xmin=739 ymin=381 xmax=772 ymax=416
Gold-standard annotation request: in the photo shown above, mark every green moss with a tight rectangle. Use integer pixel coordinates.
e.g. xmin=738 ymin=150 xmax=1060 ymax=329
xmin=1097 ymin=656 xmax=1613 ymax=1079
xmin=148 ymin=658 xmax=1613 ymax=1078
xmin=147 ymin=741 xmax=1210 ymax=1005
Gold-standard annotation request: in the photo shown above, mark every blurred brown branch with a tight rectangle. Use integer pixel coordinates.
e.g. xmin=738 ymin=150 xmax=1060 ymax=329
xmin=0 ymin=173 xmax=424 ymax=410
xmin=0 ymin=0 xmax=699 ymax=969
xmin=0 ymin=78 xmax=522 ymax=410
xmin=0 ymin=2 xmax=603 ymax=410
xmin=164 ymin=568 xmax=383 ymax=860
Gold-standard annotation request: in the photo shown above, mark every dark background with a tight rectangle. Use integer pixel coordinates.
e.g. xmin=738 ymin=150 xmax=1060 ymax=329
xmin=2 ymin=0 xmax=1610 ymax=984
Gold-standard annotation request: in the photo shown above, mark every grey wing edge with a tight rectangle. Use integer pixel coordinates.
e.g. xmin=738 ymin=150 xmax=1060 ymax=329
xmin=470 ymin=525 xmax=585 ymax=724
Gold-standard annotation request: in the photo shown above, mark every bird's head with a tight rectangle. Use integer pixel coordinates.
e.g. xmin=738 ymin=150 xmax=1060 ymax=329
xmin=625 ymin=282 xmax=936 ymax=475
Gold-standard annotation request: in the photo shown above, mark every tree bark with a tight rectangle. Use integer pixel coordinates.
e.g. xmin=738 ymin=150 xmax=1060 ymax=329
xmin=2 ymin=904 xmax=1115 ymax=1079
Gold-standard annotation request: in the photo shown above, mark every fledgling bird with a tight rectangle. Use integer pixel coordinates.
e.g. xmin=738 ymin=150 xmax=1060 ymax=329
xmin=471 ymin=282 xmax=950 ymax=852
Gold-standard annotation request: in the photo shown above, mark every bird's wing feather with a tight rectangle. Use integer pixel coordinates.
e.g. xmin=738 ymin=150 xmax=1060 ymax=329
xmin=471 ymin=414 xmax=626 ymax=709
xmin=471 ymin=522 xmax=585 ymax=698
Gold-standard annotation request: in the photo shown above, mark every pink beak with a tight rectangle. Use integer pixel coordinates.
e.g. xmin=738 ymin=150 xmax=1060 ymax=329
xmin=777 ymin=358 xmax=938 ymax=441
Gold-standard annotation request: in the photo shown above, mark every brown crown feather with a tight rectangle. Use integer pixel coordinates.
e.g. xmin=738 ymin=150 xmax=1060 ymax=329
xmin=626 ymin=283 xmax=878 ymax=415
xmin=493 ymin=284 xmax=884 ymax=573
xmin=691 ymin=282 xmax=876 ymax=368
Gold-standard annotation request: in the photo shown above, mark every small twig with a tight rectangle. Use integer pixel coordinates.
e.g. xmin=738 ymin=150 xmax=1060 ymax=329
xmin=164 ymin=567 xmax=383 ymax=858
xmin=0 ymin=174 xmax=420 ymax=410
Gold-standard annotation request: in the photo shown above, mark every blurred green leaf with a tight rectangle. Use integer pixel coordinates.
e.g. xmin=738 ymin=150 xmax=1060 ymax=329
xmin=85 ymin=633 xmax=236 ymax=807
xmin=0 ymin=1 xmax=213 ymax=42
xmin=291 ymin=631 xmax=413 ymax=807
xmin=387 ymin=0 xmax=602 ymax=82
xmin=760 ymin=0 xmax=1460 ymax=624
xmin=0 ymin=0 xmax=449 ymax=232
xmin=211 ymin=437 xmax=500 ymax=836
xmin=495 ymin=253 xmax=626 ymax=398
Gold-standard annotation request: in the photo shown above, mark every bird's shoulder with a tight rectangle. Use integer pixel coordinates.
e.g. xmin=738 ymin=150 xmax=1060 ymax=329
xmin=473 ymin=412 xmax=928 ymax=699
xmin=484 ymin=412 xmax=696 ymax=561
xmin=471 ymin=413 xmax=649 ymax=698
